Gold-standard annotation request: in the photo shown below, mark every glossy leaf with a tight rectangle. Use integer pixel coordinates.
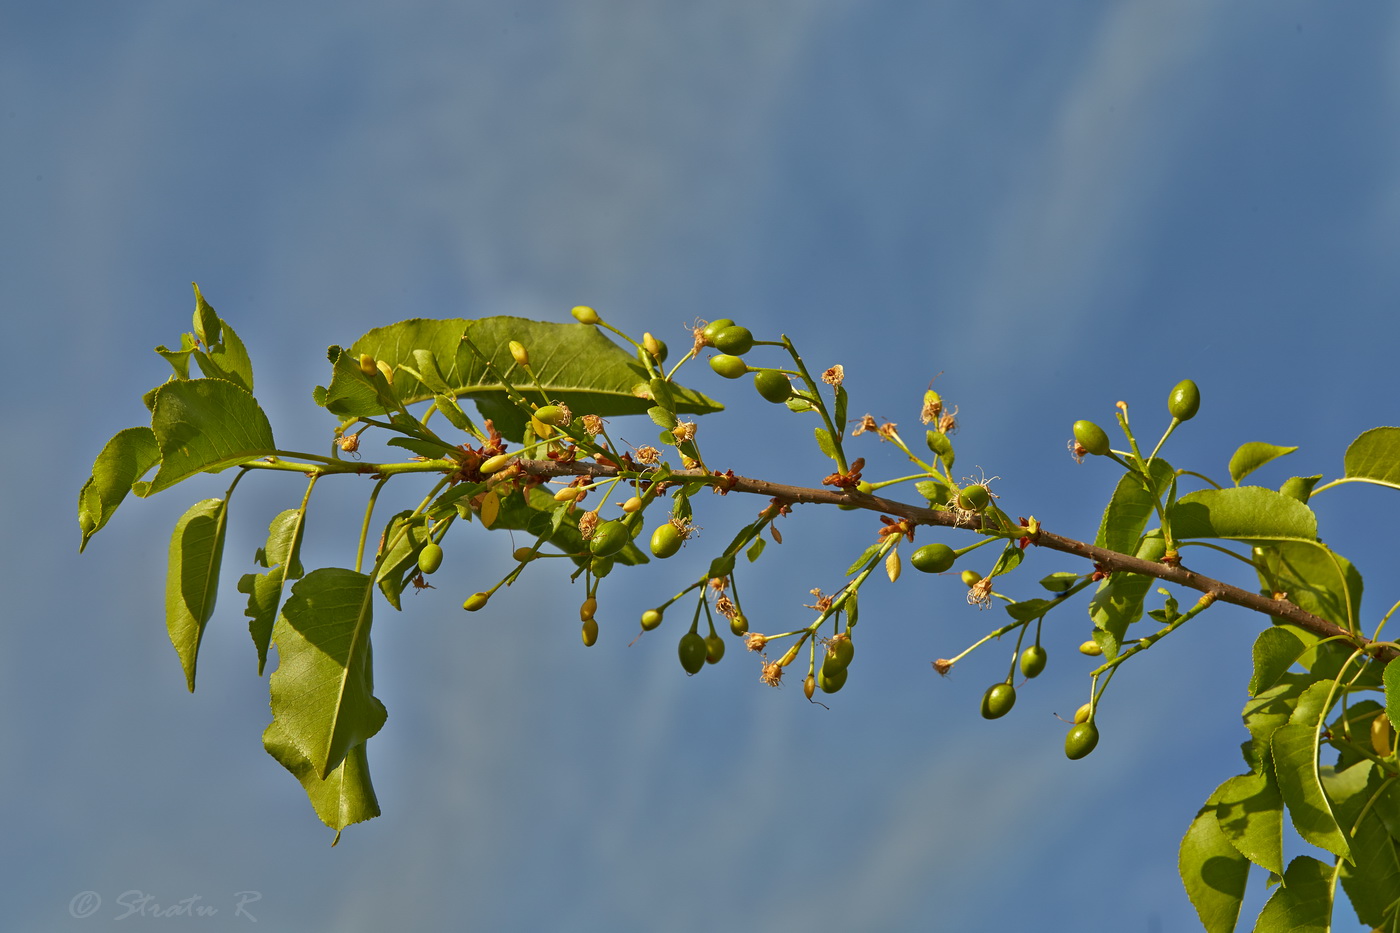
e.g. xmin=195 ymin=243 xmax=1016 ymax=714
xmin=1272 ymin=722 xmax=1350 ymax=860
xmin=268 ymin=568 xmax=387 ymax=779
xmin=1168 ymin=486 xmax=1317 ymax=542
xmin=1179 ymin=780 xmax=1250 ymax=933
xmin=146 ymin=378 xmax=277 ymax=495
xmin=1342 ymin=426 xmax=1400 ymax=490
xmin=1254 ymin=857 xmax=1333 ymax=933
xmin=166 ymin=498 xmax=229 ymax=692
xmin=1004 ymin=598 xmax=1055 ymax=623
xmin=1323 ymin=760 xmax=1400 ymax=929
xmin=1212 ymin=770 xmax=1283 ymax=876
xmin=813 ymin=426 xmax=839 ymax=462
xmin=317 ymin=317 xmax=721 ymax=440
xmin=262 ymin=722 xmax=379 ymax=839
xmin=1095 ymin=459 xmax=1173 ymax=554
xmin=1248 ymin=627 xmax=1307 ymax=696
xmin=238 ymin=507 xmax=309 ymax=675
xmin=78 ymin=426 xmax=161 ymax=551
xmin=1228 ymin=442 xmax=1297 ymax=485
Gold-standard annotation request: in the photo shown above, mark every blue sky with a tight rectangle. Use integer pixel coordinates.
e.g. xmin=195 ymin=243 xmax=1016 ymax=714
xmin=7 ymin=3 xmax=1400 ymax=930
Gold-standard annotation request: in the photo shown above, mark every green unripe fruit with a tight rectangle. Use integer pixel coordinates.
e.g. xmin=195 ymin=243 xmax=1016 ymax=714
xmin=1019 ymin=645 xmax=1048 ymax=678
xmin=513 ymin=547 xmax=537 ymax=562
xmin=823 ymin=635 xmax=854 ymax=672
xmin=1065 ymin=722 xmax=1100 ymax=760
xmin=818 ymin=664 xmax=848 ymax=694
xmin=729 ymin=614 xmax=749 ymax=637
xmin=534 ymin=404 xmax=568 ymax=426
xmin=1079 ymin=640 xmax=1103 ymax=657
xmin=581 ymin=618 xmax=599 ymax=647
xmin=417 ymin=542 xmax=444 ymax=575
xmin=753 ymin=370 xmax=792 ymax=403
xmin=705 ymin=634 xmax=726 ymax=664
xmin=961 ymin=570 xmax=983 ymax=587
xmin=804 ymin=675 xmax=816 ymax=700
xmin=957 ymin=484 xmax=990 ymax=512
xmin=641 ymin=608 xmax=664 ymax=631
xmin=1168 ymin=379 xmax=1200 ymax=421
xmin=463 ymin=592 xmax=490 ymax=612
xmin=701 ymin=318 xmax=736 ymax=343
xmin=571 ymin=305 xmax=600 ymax=324
xmin=910 ymin=543 xmax=957 ymax=574
xmin=1072 ymin=420 xmax=1111 ymax=457
xmin=678 ymin=632 xmax=708 ymax=674
xmin=590 ymin=556 xmax=615 ymax=577
xmin=712 ymin=325 xmax=754 ymax=355
xmin=709 ymin=354 xmax=749 ymax=379
xmin=589 ymin=520 xmax=630 ymax=557
xmin=580 ymin=597 xmax=597 ymax=621
xmin=650 ymin=523 xmax=683 ymax=559
xmin=980 ymin=682 xmax=1017 ymax=719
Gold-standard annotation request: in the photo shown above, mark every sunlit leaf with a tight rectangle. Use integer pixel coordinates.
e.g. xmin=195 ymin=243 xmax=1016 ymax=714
xmin=165 ymin=498 xmax=229 ymax=692
xmin=1342 ymin=426 xmax=1400 ymax=490
xmin=238 ymin=506 xmax=310 ymax=674
xmin=1095 ymin=459 xmax=1173 ymax=554
xmin=1179 ymin=779 xmax=1250 ymax=933
xmin=78 ymin=426 xmax=160 ymax=551
xmin=1323 ymin=760 xmax=1400 ymax=928
xmin=268 ymin=568 xmax=387 ymax=779
xmin=1253 ymin=541 xmax=1362 ymax=633
xmin=1228 ymin=442 xmax=1297 ymax=485
xmin=318 ymin=317 xmax=721 ymax=441
xmin=1253 ymin=857 xmax=1332 ymax=933
xmin=1090 ymin=530 xmax=1164 ymax=660
xmin=1249 ymin=627 xmax=1307 ymax=696
xmin=1212 ymin=770 xmax=1283 ymax=876
xmin=1272 ymin=722 xmax=1350 ymax=860
xmin=1169 ymin=486 xmax=1317 ymax=542
xmin=146 ymin=378 xmax=277 ymax=495
xmin=262 ymin=723 xmax=379 ymax=838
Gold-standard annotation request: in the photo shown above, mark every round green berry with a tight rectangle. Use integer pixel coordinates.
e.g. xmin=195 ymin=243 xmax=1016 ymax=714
xmin=712 ymin=325 xmax=754 ymax=355
xmin=753 ymin=370 xmax=792 ymax=404
xmin=417 ymin=542 xmax=443 ymax=575
xmin=980 ymin=682 xmax=1017 ymax=719
xmin=1168 ymin=379 xmax=1200 ymax=421
xmin=589 ymin=520 xmax=630 ymax=557
xmin=678 ymin=632 xmax=708 ymax=675
xmin=1072 ymin=420 xmax=1111 ymax=457
xmin=1065 ymin=722 xmax=1100 ymax=760
xmin=910 ymin=543 xmax=957 ymax=574
xmin=650 ymin=523 xmax=683 ymax=559
xmin=1019 ymin=645 xmax=1048 ymax=678
xmin=709 ymin=354 xmax=749 ymax=379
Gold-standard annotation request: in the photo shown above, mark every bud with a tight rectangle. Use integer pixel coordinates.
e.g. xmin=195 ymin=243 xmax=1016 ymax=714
xmin=359 ymin=353 xmax=378 ymax=377
xmin=643 ymin=332 xmax=664 ymax=361
xmin=463 ymin=592 xmax=490 ymax=612
xmin=375 ymin=360 xmax=394 ymax=384
xmin=509 ymin=340 xmax=529 ymax=367
xmin=480 ymin=454 xmax=512 ymax=474
xmin=571 ymin=305 xmax=600 ymax=325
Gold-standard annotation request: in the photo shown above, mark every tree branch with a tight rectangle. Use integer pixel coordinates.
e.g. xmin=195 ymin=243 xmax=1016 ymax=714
xmin=514 ymin=459 xmax=1393 ymax=661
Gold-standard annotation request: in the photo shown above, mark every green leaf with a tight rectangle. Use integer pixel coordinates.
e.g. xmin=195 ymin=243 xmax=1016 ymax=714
xmin=268 ymin=568 xmax=387 ymax=779
xmin=1004 ymin=598 xmax=1055 ymax=623
xmin=410 ymin=349 xmax=450 ymax=394
xmin=165 ymin=498 xmax=229 ymax=692
xmin=1343 ymin=426 xmax=1400 ymax=491
xmin=1228 ymin=442 xmax=1297 ymax=485
xmin=833 ymin=386 xmax=848 ymax=438
xmin=1169 ymin=486 xmax=1317 ymax=542
xmin=813 ymin=426 xmax=839 ymax=462
xmin=386 ymin=436 xmax=455 ymax=459
xmin=1039 ymin=572 xmax=1079 ymax=592
xmin=1242 ymin=673 xmax=1311 ymax=773
xmin=238 ymin=507 xmax=309 ymax=675
xmin=489 ymin=486 xmax=647 ymax=566
xmin=916 ymin=479 xmax=951 ymax=506
xmin=1253 ymin=541 xmax=1362 ymax=633
xmin=193 ymin=322 xmax=254 ymax=394
xmin=1253 ymin=857 xmax=1333 ymax=933
xmin=1323 ymin=760 xmax=1400 ymax=928
xmin=321 ymin=317 xmax=721 ymax=441
xmin=1213 ymin=771 xmax=1284 ymax=876
xmin=146 ymin=378 xmax=277 ymax=495
xmin=746 ymin=536 xmax=766 ymax=562
xmin=78 ymin=426 xmax=161 ymax=551
xmin=1288 ymin=680 xmax=1335 ymax=729
xmin=1095 ymin=459 xmax=1173 ymax=554
xmin=1179 ymin=780 xmax=1250 ymax=933
xmin=262 ymin=723 xmax=379 ymax=838
xmin=648 ymin=406 xmax=677 ymax=430
xmin=925 ymin=430 xmax=954 ymax=471
xmin=1249 ymin=627 xmax=1307 ymax=696
xmin=1272 ymin=722 xmax=1350 ymax=860
xmin=433 ymin=394 xmax=477 ymax=434
xmin=1387 ymin=659 xmax=1400 ymax=735
xmin=846 ymin=541 xmax=884 ymax=576
xmin=374 ymin=511 xmax=429 ymax=610
xmin=988 ymin=542 xmax=1024 ymax=578
xmin=1089 ymin=529 xmax=1165 ymax=660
